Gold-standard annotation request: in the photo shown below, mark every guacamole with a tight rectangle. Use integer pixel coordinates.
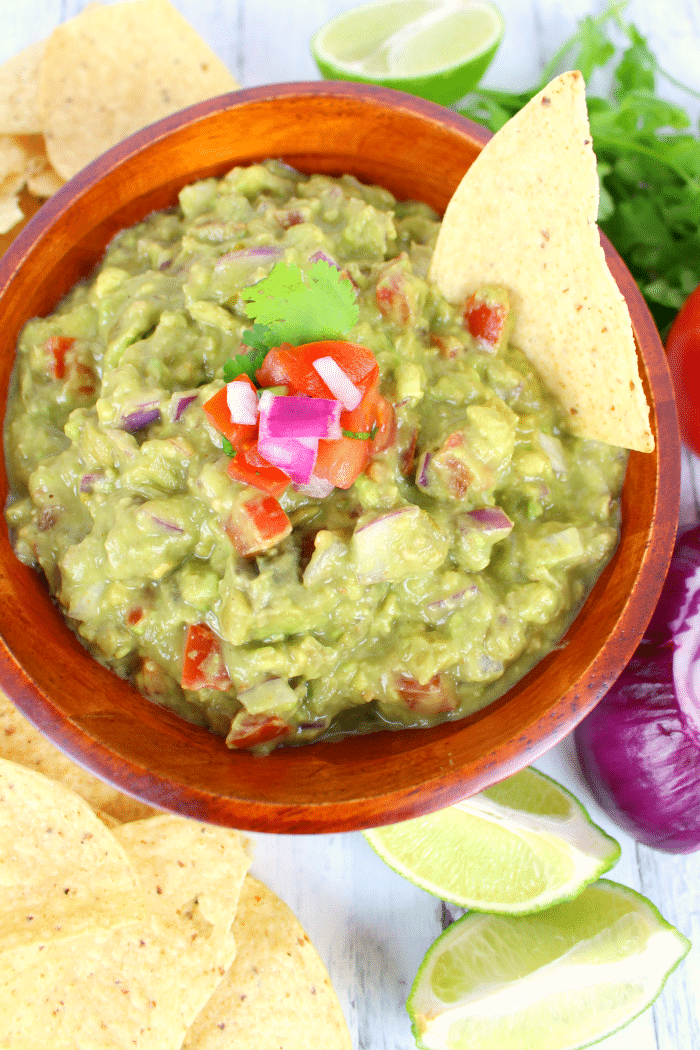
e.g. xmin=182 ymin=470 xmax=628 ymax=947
xmin=4 ymin=160 xmax=626 ymax=751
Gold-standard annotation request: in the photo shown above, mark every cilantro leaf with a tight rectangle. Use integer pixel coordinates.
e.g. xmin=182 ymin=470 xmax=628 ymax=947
xmin=223 ymin=347 xmax=268 ymax=384
xmin=221 ymin=436 xmax=235 ymax=457
xmin=241 ymin=260 xmax=359 ymax=347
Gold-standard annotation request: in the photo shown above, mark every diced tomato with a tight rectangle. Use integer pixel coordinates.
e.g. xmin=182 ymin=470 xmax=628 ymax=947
xmin=464 ymin=294 xmax=508 ymax=349
xmin=226 ymin=711 xmax=290 ymax=749
xmin=226 ymin=445 xmax=290 ymax=497
xmin=397 ymin=424 xmax=418 ymax=477
xmin=203 ymin=373 xmax=258 ymax=448
xmin=376 ymin=267 xmax=413 ymax=327
xmin=395 ymin=672 xmax=457 ymax=714
xmin=126 ymin=607 xmax=145 ymax=627
xmin=368 ymin=395 xmax=396 ymax=456
xmin=46 ymin=336 xmax=76 ymax=380
xmin=225 ymin=493 xmax=291 ymax=556
xmin=256 ymin=341 xmax=379 ymax=402
xmin=314 ymin=435 xmax=370 ymax=489
xmin=181 ymin=623 xmax=232 ymax=692
xmin=430 ymin=333 xmax=463 ymax=360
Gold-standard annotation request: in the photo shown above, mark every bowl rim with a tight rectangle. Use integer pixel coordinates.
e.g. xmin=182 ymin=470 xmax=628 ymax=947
xmin=0 ymin=81 xmax=681 ymax=832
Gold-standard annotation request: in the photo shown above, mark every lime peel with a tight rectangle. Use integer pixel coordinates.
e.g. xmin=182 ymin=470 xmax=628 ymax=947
xmin=364 ymin=767 xmax=620 ymax=915
xmin=408 ymin=880 xmax=691 ymax=1050
xmin=311 ymin=0 xmax=504 ymax=107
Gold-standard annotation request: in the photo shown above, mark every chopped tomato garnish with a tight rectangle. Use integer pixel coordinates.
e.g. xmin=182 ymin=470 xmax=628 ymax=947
xmin=181 ymin=623 xmax=232 ymax=691
xmin=314 ymin=436 xmax=370 ymax=490
xmin=203 ymin=373 xmax=258 ymax=448
xmin=395 ymin=672 xmax=457 ymax=714
xmin=226 ymin=445 xmax=290 ymax=497
xmin=46 ymin=335 xmax=76 ymax=380
xmin=256 ymin=341 xmax=379 ymax=402
xmin=225 ymin=493 xmax=291 ymax=556
xmin=398 ymin=423 xmax=418 ymax=477
xmin=226 ymin=711 xmax=290 ymax=749
xmin=368 ymin=395 xmax=396 ymax=456
xmin=126 ymin=607 xmax=145 ymax=627
xmin=463 ymin=290 xmax=510 ymax=350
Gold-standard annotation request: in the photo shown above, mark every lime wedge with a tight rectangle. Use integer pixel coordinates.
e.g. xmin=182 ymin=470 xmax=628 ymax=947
xmin=364 ymin=767 xmax=620 ymax=914
xmin=407 ymin=880 xmax=690 ymax=1050
xmin=311 ymin=0 xmax=504 ymax=107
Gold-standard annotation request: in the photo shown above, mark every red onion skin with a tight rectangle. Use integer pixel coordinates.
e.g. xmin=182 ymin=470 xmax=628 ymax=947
xmin=575 ymin=523 xmax=700 ymax=853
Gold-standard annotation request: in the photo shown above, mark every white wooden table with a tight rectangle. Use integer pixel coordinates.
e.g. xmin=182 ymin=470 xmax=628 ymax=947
xmin=3 ymin=2 xmax=700 ymax=1048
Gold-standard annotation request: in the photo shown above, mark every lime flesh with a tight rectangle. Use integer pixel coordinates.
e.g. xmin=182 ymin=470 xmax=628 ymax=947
xmin=407 ymin=880 xmax=690 ymax=1050
xmin=364 ymin=767 xmax=620 ymax=915
xmin=311 ymin=0 xmax=504 ymax=106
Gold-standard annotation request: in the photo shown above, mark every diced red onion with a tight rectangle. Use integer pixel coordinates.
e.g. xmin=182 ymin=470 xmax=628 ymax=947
xmin=294 ymin=474 xmax=335 ymax=499
xmin=227 ymin=380 xmax=258 ymax=425
xmin=149 ymin=515 xmax=185 ymax=534
xmin=257 ymin=429 xmax=318 ymax=485
xmin=213 ymin=245 xmax=284 ymax=273
xmin=416 ymin=451 xmax=431 ymax=488
xmin=426 ymin=587 xmax=476 ymax=610
xmin=120 ymin=403 xmax=161 ymax=432
xmin=309 ymin=248 xmax=340 ymax=270
xmin=80 ymin=472 xmax=103 ymax=493
xmin=312 ymin=356 xmax=362 ymax=411
xmin=172 ymin=393 xmax=198 ymax=422
xmin=461 ymin=507 xmax=514 ymax=535
xmin=259 ymin=390 xmax=341 ymax=439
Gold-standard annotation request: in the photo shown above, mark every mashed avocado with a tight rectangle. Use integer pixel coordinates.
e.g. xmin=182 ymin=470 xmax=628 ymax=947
xmin=4 ymin=160 xmax=626 ymax=751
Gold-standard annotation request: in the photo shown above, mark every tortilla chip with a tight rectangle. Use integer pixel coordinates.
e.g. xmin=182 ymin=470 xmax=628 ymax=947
xmin=0 ymin=193 xmax=23 ymax=234
xmin=0 ymin=39 xmax=44 ymax=134
xmin=0 ymin=759 xmax=144 ymax=952
xmin=0 ymin=689 xmax=154 ymax=823
xmin=182 ymin=875 xmax=352 ymax=1050
xmin=27 ymin=161 xmax=65 ymax=198
xmin=39 ymin=0 xmax=239 ymax=180
xmin=0 ymin=815 xmax=250 ymax=1049
xmin=429 ymin=71 xmax=653 ymax=453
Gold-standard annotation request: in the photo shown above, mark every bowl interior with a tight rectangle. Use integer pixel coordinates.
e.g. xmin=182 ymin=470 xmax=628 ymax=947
xmin=0 ymin=83 xmax=680 ymax=832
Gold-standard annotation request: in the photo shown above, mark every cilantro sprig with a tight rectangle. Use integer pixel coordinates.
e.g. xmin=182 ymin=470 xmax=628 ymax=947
xmin=458 ymin=2 xmax=700 ymax=335
xmin=223 ymin=258 xmax=359 ymax=384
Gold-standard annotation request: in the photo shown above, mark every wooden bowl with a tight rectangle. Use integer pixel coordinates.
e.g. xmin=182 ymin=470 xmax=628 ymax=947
xmin=0 ymin=83 xmax=680 ymax=833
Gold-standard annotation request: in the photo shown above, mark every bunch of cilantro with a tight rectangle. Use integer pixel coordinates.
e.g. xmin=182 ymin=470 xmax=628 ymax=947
xmin=458 ymin=2 xmax=700 ymax=336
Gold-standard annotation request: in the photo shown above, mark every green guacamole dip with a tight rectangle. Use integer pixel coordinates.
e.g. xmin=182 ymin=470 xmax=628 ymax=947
xmin=4 ymin=159 xmax=626 ymax=751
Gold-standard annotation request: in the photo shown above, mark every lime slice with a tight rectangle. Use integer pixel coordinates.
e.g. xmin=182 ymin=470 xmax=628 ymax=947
xmin=364 ymin=767 xmax=620 ymax=914
xmin=407 ymin=880 xmax=690 ymax=1050
xmin=311 ymin=0 xmax=504 ymax=107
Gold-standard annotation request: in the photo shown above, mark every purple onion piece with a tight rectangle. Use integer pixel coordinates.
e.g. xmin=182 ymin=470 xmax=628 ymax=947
xmin=646 ymin=525 xmax=700 ymax=645
xmin=575 ymin=523 xmax=700 ymax=853
xmin=416 ymin=451 xmax=431 ymax=488
xmin=120 ymin=404 xmax=161 ymax=433
xmin=214 ymin=245 xmax=284 ymax=272
xmin=294 ymin=475 xmax=334 ymax=500
xmin=576 ymin=641 xmax=700 ymax=853
xmin=426 ymin=587 xmax=476 ymax=610
xmin=260 ymin=391 xmax=341 ymax=440
xmin=80 ymin=472 xmax=103 ymax=493
xmin=172 ymin=393 xmax=198 ymax=422
xmin=461 ymin=507 xmax=514 ymax=535
xmin=309 ymin=248 xmax=340 ymax=270
xmin=257 ymin=433 xmax=318 ymax=486
xmin=150 ymin=515 xmax=185 ymax=534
